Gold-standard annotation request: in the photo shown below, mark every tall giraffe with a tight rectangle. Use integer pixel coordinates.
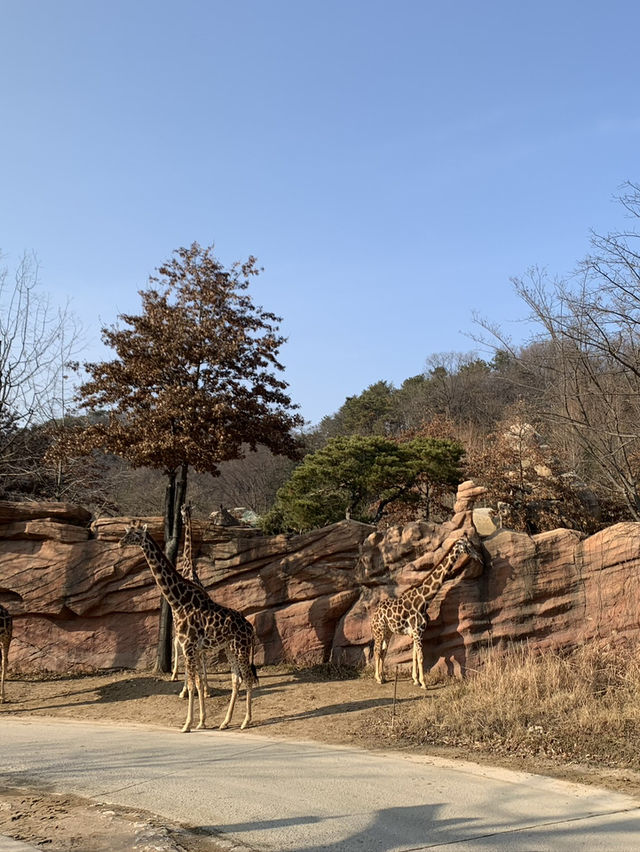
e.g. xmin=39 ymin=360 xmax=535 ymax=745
xmin=171 ymin=503 xmax=210 ymax=698
xmin=371 ymin=534 xmax=481 ymax=688
xmin=120 ymin=521 xmax=257 ymax=732
xmin=0 ymin=604 xmax=13 ymax=704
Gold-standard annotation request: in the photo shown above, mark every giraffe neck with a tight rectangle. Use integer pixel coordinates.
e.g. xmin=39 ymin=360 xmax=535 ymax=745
xmin=421 ymin=551 xmax=458 ymax=598
xmin=403 ymin=550 xmax=459 ymax=607
xmin=182 ymin=512 xmax=194 ymax=575
xmin=182 ymin=510 xmax=202 ymax=586
xmin=139 ymin=532 xmax=193 ymax=610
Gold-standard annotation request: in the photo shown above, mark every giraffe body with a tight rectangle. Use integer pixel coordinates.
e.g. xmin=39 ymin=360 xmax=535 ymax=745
xmin=120 ymin=522 xmax=257 ymax=732
xmin=371 ymin=534 xmax=481 ymax=688
xmin=0 ymin=604 xmax=13 ymax=703
xmin=171 ymin=503 xmax=210 ymax=698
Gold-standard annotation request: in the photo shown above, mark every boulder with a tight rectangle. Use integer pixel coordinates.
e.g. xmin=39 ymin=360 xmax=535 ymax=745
xmin=0 ymin=520 xmax=90 ymax=543
xmin=472 ymin=507 xmax=499 ymax=537
xmin=0 ymin=501 xmax=91 ymax=526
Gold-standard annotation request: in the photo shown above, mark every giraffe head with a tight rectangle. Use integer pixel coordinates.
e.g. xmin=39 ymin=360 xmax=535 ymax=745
xmin=180 ymin=503 xmax=191 ymax=523
xmin=443 ymin=533 xmax=483 ymax=579
xmin=119 ymin=521 xmax=148 ymax=549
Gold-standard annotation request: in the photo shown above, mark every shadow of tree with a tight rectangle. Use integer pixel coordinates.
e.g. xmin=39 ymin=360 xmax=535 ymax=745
xmin=256 ymin=695 xmax=418 ymax=728
xmin=202 ymin=796 xmax=640 ymax=851
xmin=205 ymin=801 xmax=480 ymax=851
xmin=0 ymin=675 xmax=184 ymax=714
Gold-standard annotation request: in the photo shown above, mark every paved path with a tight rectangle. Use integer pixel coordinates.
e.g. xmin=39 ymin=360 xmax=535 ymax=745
xmin=2 ymin=717 xmax=640 ymax=851
xmin=0 ymin=839 xmax=40 ymax=852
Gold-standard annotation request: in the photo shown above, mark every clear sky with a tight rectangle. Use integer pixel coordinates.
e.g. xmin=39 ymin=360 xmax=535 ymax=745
xmin=2 ymin=1 xmax=639 ymax=426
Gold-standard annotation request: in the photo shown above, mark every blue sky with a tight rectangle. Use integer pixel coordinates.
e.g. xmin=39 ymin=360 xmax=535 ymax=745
xmin=2 ymin=1 xmax=640 ymax=426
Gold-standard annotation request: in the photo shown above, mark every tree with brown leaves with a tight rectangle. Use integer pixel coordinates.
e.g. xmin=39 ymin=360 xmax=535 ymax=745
xmin=64 ymin=243 xmax=303 ymax=669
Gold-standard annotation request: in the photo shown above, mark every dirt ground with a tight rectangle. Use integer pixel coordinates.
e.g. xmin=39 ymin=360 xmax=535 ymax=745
xmin=2 ymin=665 xmax=640 ymax=851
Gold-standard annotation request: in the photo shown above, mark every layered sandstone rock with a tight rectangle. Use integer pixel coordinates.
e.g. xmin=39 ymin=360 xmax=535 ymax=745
xmin=1 ymin=482 xmax=639 ymax=678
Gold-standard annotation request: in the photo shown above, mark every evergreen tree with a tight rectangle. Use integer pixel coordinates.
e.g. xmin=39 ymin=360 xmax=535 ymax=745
xmin=264 ymin=434 xmax=464 ymax=532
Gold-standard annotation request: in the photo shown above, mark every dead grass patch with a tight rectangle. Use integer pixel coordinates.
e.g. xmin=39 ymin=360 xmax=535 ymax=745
xmin=386 ymin=639 xmax=640 ymax=769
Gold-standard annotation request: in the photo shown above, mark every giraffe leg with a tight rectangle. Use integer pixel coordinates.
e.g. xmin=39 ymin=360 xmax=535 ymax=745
xmin=182 ymin=660 xmax=196 ymax=733
xmin=194 ymin=651 xmax=207 ymax=730
xmin=412 ymin=632 xmax=427 ymax=689
xmin=171 ymin=634 xmax=180 ymax=682
xmin=220 ymin=642 xmax=257 ymax=730
xmin=202 ymin=653 xmax=210 ymax=698
xmin=0 ymin=639 xmax=7 ymax=704
xmin=181 ymin=647 xmax=206 ymax=732
xmin=178 ymin=634 xmax=189 ymax=698
xmin=240 ymin=682 xmax=253 ymax=730
xmin=237 ymin=651 xmax=256 ymax=729
xmin=182 ymin=651 xmax=208 ymax=700
xmin=374 ymin=637 xmax=387 ymax=685
xmin=219 ymin=672 xmax=239 ymax=730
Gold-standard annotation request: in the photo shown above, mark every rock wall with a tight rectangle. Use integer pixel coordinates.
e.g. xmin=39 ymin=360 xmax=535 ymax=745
xmin=1 ymin=481 xmax=639 ymax=676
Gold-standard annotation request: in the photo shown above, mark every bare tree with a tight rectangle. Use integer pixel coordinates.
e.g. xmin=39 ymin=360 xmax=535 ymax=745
xmin=0 ymin=251 xmax=81 ymax=496
xmin=421 ymin=352 xmax=514 ymax=428
xmin=201 ymin=445 xmax=297 ymax=515
xmin=475 ymin=183 xmax=640 ymax=519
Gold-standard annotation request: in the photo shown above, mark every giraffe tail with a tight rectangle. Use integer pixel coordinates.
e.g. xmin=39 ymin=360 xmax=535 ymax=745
xmin=250 ymin=628 xmax=259 ymax=686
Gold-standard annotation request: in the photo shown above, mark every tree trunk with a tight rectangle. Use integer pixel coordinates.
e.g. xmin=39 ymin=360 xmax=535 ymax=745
xmin=154 ymin=463 xmax=189 ymax=673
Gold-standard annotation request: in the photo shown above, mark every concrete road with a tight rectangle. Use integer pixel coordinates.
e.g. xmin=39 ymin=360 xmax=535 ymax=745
xmin=2 ymin=717 xmax=640 ymax=851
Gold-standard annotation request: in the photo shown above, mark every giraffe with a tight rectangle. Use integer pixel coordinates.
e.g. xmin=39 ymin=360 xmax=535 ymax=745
xmin=119 ymin=521 xmax=258 ymax=732
xmin=0 ymin=604 xmax=13 ymax=704
xmin=371 ymin=533 xmax=481 ymax=689
xmin=171 ymin=503 xmax=210 ymax=698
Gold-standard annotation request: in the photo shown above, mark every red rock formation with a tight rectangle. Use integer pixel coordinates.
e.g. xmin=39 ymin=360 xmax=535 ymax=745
xmin=1 ymin=481 xmax=639 ymax=677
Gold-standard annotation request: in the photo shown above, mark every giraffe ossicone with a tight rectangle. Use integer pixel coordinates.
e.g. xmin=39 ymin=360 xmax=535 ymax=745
xmin=120 ymin=520 xmax=257 ymax=732
xmin=370 ymin=533 xmax=482 ymax=689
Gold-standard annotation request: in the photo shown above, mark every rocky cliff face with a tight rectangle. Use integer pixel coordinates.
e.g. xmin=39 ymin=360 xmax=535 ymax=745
xmin=1 ymin=482 xmax=639 ymax=676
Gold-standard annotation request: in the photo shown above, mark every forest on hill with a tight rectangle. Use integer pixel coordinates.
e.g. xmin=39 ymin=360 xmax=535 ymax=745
xmin=2 ymin=184 xmax=640 ymax=537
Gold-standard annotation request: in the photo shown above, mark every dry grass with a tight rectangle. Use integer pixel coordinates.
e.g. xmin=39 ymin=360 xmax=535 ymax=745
xmin=389 ymin=639 xmax=640 ymax=769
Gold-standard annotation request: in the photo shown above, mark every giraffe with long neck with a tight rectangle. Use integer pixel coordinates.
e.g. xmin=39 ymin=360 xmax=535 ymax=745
xmin=120 ymin=521 xmax=257 ymax=732
xmin=371 ymin=534 xmax=481 ymax=688
xmin=0 ymin=604 xmax=13 ymax=703
xmin=171 ymin=503 xmax=210 ymax=698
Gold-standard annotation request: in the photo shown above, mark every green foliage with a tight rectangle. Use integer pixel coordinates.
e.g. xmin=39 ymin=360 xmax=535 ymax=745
xmin=267 ymin=434 xmax=464 ymax=532
xmin=313 ymin=381 xmax=399 ymax=444
xmin=259 ymin=503 xmax=289 ymax=535
xmin=339 ymin=381 xmax=398 ymax=435
xmin=311 ymin=351 xmax=520 ymax=448
xmin=408 ymin=435 xmax=466 ymax=486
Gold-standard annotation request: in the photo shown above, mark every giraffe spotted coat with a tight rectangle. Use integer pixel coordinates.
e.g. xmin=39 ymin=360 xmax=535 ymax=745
xmin=120 ymin=521 xmax=257 ymax=732
xmin=171 ymin=503 xmax=211 ymax=698
xmin=371 ymin=534 xmax=482 ymax=688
